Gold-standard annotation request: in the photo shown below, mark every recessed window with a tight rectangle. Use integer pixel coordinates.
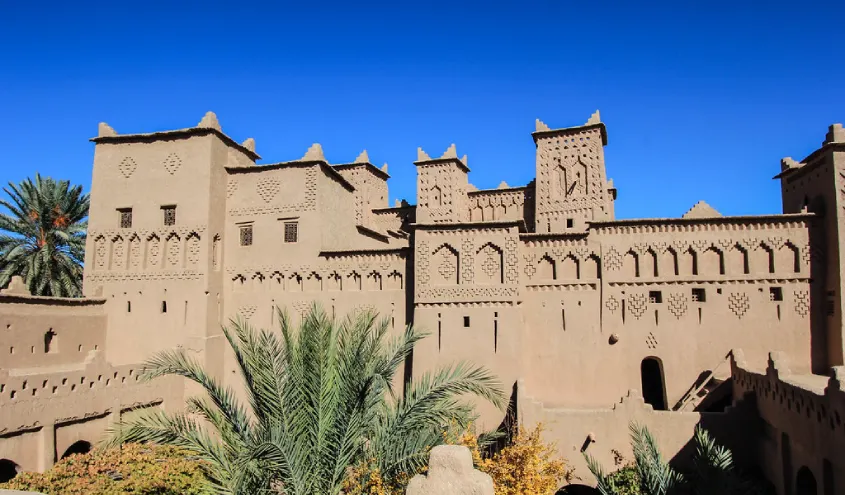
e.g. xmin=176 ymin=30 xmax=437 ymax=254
xmin=566 ymin=218 xmax=574 ymax=228
xmin=463 ymin=316 xmax=470 ymax=327
xmin=161 ymin=301 xmax=168 ymax=313
xmin=691 ymin=288 xmax=706 ymax=302
xmin=239 ymin=225 xmax=253 ymax=246
xmin=162 ymin=206 xmax=177 ymax=226
xmin=284 ymin=222 xmax=298 ymax=243
xmin=648 ymin=291 xmax=662 ymax=304
xmin=769 ymin=287 xmax=783 ymax=302
xmin=118 ymin=208 xmax=132 ymax=228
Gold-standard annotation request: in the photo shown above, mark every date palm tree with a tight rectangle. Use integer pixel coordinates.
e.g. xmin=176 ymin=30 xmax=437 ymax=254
xmin=0 ymin=174 xmax=88 ymax=297
xmin=106 ymin=306 xmax=505 ymax=495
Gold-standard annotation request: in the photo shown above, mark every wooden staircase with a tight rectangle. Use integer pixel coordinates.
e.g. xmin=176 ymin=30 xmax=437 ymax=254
xmin=673 ymin=352 xmax=733 ymax=412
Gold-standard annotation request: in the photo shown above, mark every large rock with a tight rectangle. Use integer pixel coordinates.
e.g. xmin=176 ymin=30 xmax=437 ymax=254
xmin=406 ymin=445 xmax=494 ymax=495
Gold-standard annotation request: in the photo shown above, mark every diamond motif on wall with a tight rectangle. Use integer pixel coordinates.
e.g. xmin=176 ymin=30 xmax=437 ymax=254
xmin=728 ymin=292 xmax=750 ymax=319
xmin=186 ymin=235 xmax=201 ymax=265
xmin=256 ymin=177 xmax=281 ymax=203
xmin=227 ymin=180 xmax=238 ymax=198
xmin=794 ymin=290 xmax=809 ymax=318
xmin=604 ymin=247 xmax=622 ymax=271
xmin=166 ymin=236 xmax=181 ymax=266
xmin=95 ymin=237 xmax=107 ymax=268
xmin=504 ymin=237 xmax=519 ymax=284
xmin=461 ymin=238 xmax=474 ymax=284
xmin=523 ymin=254 xmax=537 ymax=278
xmin=628 ymin=293 xmax=647 ymax=319
xmin=417 ymin=241 xmax=430 ymax=285
xmin=668 ymin=292 xmax=688 ymax=319
xmin=239 ymin=305 xmax=257 ymax=319
xmin=438 ymin=258 xmax=457 ymax=280
xmin=129 ymin=237 xmax=141 ymax=268
xmin=163 ymin=153 xmax=182 ymax=175
xmin=482 ymin=253 xmax=499 ymax=278
xmin=605 ymin=296 xmax=619 ymax=313
xmin=118 ymin=157 xmax=137 ymax=178
xmin=646 ymin=332 xmax=658 ymax=349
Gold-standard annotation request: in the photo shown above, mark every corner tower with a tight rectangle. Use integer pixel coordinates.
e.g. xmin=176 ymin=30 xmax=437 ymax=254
xmin=532 ymin=111 xmax=616 ymax=233
xmin=414 ymin=144 xmax=470 ymax=224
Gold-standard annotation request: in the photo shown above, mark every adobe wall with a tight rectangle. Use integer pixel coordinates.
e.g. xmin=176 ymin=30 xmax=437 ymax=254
xmin=518 ymin=380 xmax=753 ymax=485
xmin=731 ymin=349 xmax=844 ymax=495
xmin=0 ymin=290 xmax=183 ymax=476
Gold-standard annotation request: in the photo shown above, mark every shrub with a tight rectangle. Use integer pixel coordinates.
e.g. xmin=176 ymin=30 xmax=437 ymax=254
xmin=452 ymin=423 xmax=572 ymax=495
xmin=0 ymin=443 xmax=212 ymax=495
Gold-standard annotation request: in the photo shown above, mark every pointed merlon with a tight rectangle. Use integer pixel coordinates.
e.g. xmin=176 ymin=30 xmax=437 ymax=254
xmin=440 ymin=144 xmax=457 ymax=159
xmin=467 ymin=183 xmax=478 ymax=192
xmin=354 ymin=150 xmax=370 ymax=164
xmin=98 ymin=122 xmax=118 ymax=137
xmin=417 ymin=147 xmax=431 ymax=161
xmin=460 ymin=154 xmax=468 ymax=166
xmin=381 ymin=163 xmax=388 ymax=173
xmin=586 ymin=110 xmax=601 ymax=125
xmin=241 ymin=138 xmax=256 ymax=152
xmin=497 ymin=181 xmax=510 ymax=189
xmin=302 ymin=143 xmax=326 ymax=162
xmin=394 ymin=199 xmax=401 ymax=207
xmin=535 ymin=119 xmax=551 ymax=132
xmin=781 ymin=157 xmax=802 ymax=171
xmin=1 ymin=276 xmax=30 ymax=296
xmin=682 ymin=200 xmax=721 ymax=219
xmin=197 ymin=111 xmax=222 ymax=131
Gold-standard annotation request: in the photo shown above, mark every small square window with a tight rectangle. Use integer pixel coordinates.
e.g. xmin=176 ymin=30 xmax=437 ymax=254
xmin=463 ymin=316 xmax=470 ymax=327
xmin=118 ymin=208 xmax=132 ymax=228
xmin=769 ymin=287 xmax=783 ymax=302
xmin=239 ymin=225 xmax=253 ymax=246
xmin=566 ymin=218 xmax=574 ymax=228
xmin=691 ymin=288 xmax=706 ymax=302
xmin=648 ymin=291 xmax=662 ymax=304
xmin=162 ymin=206 xmax=176 ymax=226
xmin=284 ymin=222 xmax=298 ymax=243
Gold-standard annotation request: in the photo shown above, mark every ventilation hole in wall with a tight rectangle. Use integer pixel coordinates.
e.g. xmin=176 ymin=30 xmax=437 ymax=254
xmin=129 ymin=369 xmax=134 ymax=376
xmin=44 ymin=329 xmax=56 ymax=354
xmin=97 ymin=375 xmax=102 ymax=382
xmin=161 ymin=301 xmax=167 ymax=313
xmin=70 ymin=384 xmax=75 ymax=391
xmin=30 ymin=346 xmax=34 ymax=353
xmin=777 ymin=305 xmax=781 ymax=321
xmin=31 ymin=389 xmax=36 ymax=396
xmin=716 ymin=288 xmax=722 ymax=294
xmin=80 ymin=377 xmax=85 ymax=384
xmin=52 ymin=386 xmax=57 ymax=394
xmin=654 ymin=309 xmax=659 ymax=326
xmin=78 ymin=345 xmax=82 ymax=352
xmin=463 ymin=316 xmax=470 ymax=327
xmin=21 ymin=381 xmax=26 ymax=390
xmin=0 ymin=384 xmax=3 ymax=393
xmin=121 ymin=377 xmax=126 ymax=383
xmin=8 ymin=347 xmax=13 ymax=354
xmin=127 ymin=301 xmax=131 ymax=313
xmin=61 ymin=378 xmax=67 ymax=385
xmin=114 ymin=372 xmax=118 ymax=379
xmin=89 ymin=382 xmax=94 ymax=388
xmin=42 ymin=380 xmax=47 ymax=388
xmin=494 ymin=319 xmax=498 ymax=353
xmin=94 ymin=345 xmax=98 ymax=350
xmin=106 ymin=379 xmax=110 ymax=386
xmin=10 ymin=391 xmax=16 ymax=399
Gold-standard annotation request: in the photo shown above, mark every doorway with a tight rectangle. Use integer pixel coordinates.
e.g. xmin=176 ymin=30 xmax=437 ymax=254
xmin=641 ymin=357 xmax=667 ymax=410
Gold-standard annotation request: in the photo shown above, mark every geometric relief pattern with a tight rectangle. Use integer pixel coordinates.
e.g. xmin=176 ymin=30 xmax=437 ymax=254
xmin=256 ymin=177 xmax=281 ymax=203
xmin=604 ymin=246 xmax=622 ymax=271
xmin=605 ymin=295 xmax=619 ymax=312
xmin=432 ymin=244 xmax=459 ymax=285
xmin=186 ymin=234 xmax=201 ymax=265
xmin=794 ymin=290 xmax=810 ymax=318
xmin=239 ymin=305 xmax=257 ymax=320
xmin=667 ymin=292 xmax=688 ymax=319
xmin=95 ymin=236 xmax=107 ymax=269
xmin=227 ymin=179 xmax=238 ymax=198
xmin=728 ymin=292 xmax=750 ymax=319
xmin=628 ymin=293 xmax=647 ymax=319
xmin=162 ymin=153 xmax=182 ymax=175
xmin=417 ymin=286 xmax=518 ymax=301
xmin=475 ymin=242 xmax=502 ymax=285
xmin=118 ymin=157 xmax=137 ymax=178
xmin=147 ymin=236 xmax=161 ymax=268
xmin=129 ymin=235 xmax=142 ymax=268
xmin=166 ymin=234 xmax=181 ymax=267
xmin=523 ymin=254 xmax=537 ymax=278
xmin=504 ymin=237 xmax=519 ymax=284
xmin=417 ymin=241 xmax=430 ymax=285
xmin=112 ymin=237 xmax=125 ymax=269
xmin=645 ymin=332 xmax=658 ymax=349
xmin=461 ymin=238 xmax=474 ymax=284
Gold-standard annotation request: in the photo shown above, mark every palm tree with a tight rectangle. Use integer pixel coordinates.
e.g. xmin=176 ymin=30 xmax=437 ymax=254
xmin=106 ymin=306 xmax=505 ymax=495
xmin=585 ymin=423 xmax=773 ymax=495
xmin=0 ymin=174 xmax=88 ymax=297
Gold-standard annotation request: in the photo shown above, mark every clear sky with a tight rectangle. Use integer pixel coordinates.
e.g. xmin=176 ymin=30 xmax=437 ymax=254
xmin=1 ymin=1 xmax=843 ymax=219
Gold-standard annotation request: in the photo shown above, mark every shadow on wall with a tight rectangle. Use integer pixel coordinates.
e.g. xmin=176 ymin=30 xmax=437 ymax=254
xmin=0 ymin=459 xmax=19 ymax=483
xmin=60 ymin=441 xmax=91 ymax=460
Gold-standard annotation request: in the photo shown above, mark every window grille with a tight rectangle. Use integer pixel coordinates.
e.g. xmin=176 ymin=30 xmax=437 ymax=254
xmin=119 ymin=209 xmax=132 ymax=228
xmin=163 ymin=206 xmax=176 ymax=226
xmin=284 ymin=222 xmax=298 ymax=243
xmin=240 ymin=225 xmax=253 ymax=246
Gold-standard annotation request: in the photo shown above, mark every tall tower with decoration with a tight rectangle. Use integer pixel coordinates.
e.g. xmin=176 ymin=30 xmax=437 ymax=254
xmin=532 ymin=111 xmax=616 ymax=233
xmin=414 ymin=144 xmax=470 ymax=224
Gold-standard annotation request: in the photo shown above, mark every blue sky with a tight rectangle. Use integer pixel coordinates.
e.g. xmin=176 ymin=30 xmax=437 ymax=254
xmin=1 ymin=1 xmax=843 ymax=219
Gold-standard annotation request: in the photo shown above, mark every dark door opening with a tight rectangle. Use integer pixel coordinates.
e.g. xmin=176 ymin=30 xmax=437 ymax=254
xmin=641 ymin=357 xmax=667 ymax=410
xmin=0 ymin=459 xmax=18 ymax=483
xmin=796 ymin=466 xmax=818 ymax=495
xmin=61 ymin=440 xmax=92 ymax=459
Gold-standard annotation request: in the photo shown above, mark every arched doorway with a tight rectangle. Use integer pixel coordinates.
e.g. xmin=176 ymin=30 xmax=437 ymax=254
xmin=0 ymin=459 xmax=19 ymax=483
xmin=796 ymin=466 xmax=817 ymax=495
xmin=61 ymin=440 xmax=92 ymax=459
xmin=641 ymin=357 xmax=667 ymax=410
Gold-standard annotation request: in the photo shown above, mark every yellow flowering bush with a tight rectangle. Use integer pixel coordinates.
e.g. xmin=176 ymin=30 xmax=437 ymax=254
xmin=0 ymin=443 xmax=212 ymax=495
xmin=449 ymin=422 xmax=573 ymax=495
